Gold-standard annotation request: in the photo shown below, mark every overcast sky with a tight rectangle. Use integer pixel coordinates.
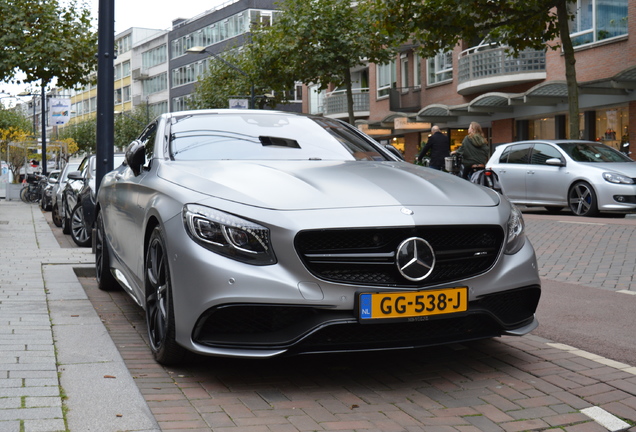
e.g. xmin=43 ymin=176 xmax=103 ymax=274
xmin=1 ymin=0 xmax=229 ymax=103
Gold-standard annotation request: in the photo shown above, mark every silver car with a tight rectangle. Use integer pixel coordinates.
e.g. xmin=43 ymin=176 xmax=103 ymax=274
xmin=51 ymin=162 xmax=81 ymax=227
xmin=96 ymin=110 xmax=541 ymax=365
xmin=487 ymin=140 xmax=636 ymax=216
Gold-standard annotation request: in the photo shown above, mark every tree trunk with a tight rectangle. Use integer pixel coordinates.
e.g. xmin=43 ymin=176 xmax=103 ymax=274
xmin=345 ymin=68 xmax=355 ymax=125
xmin=556 ymin=0 xmax=580 ymax=139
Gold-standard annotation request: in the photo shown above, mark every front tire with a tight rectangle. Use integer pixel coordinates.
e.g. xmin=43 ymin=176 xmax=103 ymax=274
xmin=95 ymin=212 xmax=120 ymax=291
xmin=145 ymin=226 xmax=188 ymax=365
xmin=70 ymin=204 xmax=92 ymax=247
xmin=568 ymin=182 xmax=599 ymax=217
xmin=52 ymin=204 xmax=62 ymax=227
xmin=61 ymin=200 xmax=71 ymax=234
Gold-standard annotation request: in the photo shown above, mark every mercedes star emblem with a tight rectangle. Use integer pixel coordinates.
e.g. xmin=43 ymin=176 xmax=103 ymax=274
xmin=396 ymin=237 xmax=435 ymax=281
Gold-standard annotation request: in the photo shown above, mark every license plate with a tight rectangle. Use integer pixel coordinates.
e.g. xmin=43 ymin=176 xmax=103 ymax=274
xmin=359 ymin=287 xmax=468 ymax=321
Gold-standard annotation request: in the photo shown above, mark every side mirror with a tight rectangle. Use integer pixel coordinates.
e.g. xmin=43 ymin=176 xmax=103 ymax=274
xmin=125 ymin=140 xmax=146 ymax=176
xmin=546 ymin=158 xmax=565 ymax=167
xmin=67 ymin=170 xmax=83 ymax=180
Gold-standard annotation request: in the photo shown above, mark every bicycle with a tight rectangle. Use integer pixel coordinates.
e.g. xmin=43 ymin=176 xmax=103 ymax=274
xmin=20 ymin=173 xmax=45 ymax=204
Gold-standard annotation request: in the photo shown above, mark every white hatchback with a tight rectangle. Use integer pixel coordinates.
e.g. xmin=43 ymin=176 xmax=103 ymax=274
xmin=487 ymin=140 xmax=636 ymax=216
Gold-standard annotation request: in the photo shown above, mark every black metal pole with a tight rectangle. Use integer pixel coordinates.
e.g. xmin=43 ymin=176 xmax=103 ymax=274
xmin=41 ymin=86 xmax=47 ymax=176
xmin=95 ymin=0 xmax=115 ymax=195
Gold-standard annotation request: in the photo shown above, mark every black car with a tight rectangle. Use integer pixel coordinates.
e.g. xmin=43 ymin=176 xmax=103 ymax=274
xmin=61 ymin=154 xmax=125 ymax=246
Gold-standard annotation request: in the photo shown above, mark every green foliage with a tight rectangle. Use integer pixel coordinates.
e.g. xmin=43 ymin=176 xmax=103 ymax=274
xmin=250 ymin=0 xmax=397 ymax=123
xmin=58 ymin=117 xmax=96 ymax=155
xmin=0 ymin=0 xmax=97 ymax=88
xmin=0 ymin=107 xmax=31 ymax=133
xmin=377 ymin=0 xmax=565 ymax=58
xmin=114 ymin=104 xmax=151 ymax=149
xmin=375 ymin=0 xmax=580 ymax=137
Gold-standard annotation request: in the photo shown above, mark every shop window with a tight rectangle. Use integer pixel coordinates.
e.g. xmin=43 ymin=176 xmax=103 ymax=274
xmin=569 ymin=0 xmax=628 ymax=46
xmin=596 ymin=106 xmax=629 ymax=151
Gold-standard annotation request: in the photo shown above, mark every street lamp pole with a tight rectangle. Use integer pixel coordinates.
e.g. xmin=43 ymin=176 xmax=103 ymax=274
xmin=41 ymin=85 xmax=47 ymax=176
xmin=186 ymin=46 xmax=255 ymax=109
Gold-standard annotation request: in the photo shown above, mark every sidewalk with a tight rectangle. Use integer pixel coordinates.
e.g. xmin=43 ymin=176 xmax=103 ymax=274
xmin=0 ymin=199 xmax=159 ymax=432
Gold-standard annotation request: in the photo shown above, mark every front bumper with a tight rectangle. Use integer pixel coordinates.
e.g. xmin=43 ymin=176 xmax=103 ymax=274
xmin=191 ymin=285 xmax=540 ymax=356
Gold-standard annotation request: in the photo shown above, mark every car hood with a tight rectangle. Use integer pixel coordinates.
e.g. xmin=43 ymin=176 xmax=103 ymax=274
xmin=581 ymin=161 xmax=636 ymax=175
xmin=158 ymin=161 xmax=500 ymax=210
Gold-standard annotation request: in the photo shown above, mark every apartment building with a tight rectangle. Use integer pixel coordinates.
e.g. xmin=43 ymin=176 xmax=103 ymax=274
xmin=67 ymin=0 xmax=298 ymax=127
xmin=309 ymin=0 xmax=636 ymax=164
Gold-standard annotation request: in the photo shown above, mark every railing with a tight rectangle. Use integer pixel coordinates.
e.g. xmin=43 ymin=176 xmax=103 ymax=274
xmin=458 ymin=46 xmax=546 ymax=84
xmin=389 ymin=86 xmax=421 ymax=112
xmin=322 ymin=88 xmax=370 ymax=116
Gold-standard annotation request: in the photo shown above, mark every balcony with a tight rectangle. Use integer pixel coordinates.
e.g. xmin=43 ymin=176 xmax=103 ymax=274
xmin=389 ymin=86 xmax=421 ymax=113
xmin=322 ymin=88 xmax=370 ymax=118
xmin=457 ymin=46 xmax=546 ymax=95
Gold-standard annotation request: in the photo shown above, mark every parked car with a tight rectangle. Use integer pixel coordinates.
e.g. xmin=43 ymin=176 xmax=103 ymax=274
xmin=61 ymin=154 xmax=125 ymax=246
xmin=95 ymin=110 xmax=541 ymax=365
xmin=487 ymin=140 xmax=636 ymax=217
xmin=52 ymin=162 xmax=81 ymax=227
xmin=38 ymin=169 xmax=61 ymax=211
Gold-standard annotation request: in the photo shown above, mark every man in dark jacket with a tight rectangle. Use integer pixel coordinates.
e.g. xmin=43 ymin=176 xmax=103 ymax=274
xmin=417 ymin=125 xmax=450 ymax=170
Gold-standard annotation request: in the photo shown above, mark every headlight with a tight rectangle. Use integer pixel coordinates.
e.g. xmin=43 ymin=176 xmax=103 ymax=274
xmin=603 ymin=172 xmax=634 ymax=184
xmin=505 ymin=204 xmax=525 ymax=255
xmin=183 ymin=204 xmax=276 ymax=265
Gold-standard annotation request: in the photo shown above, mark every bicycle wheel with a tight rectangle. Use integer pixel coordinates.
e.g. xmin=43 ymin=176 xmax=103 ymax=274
xmin=20 ymin=187 xmax=30 ymax=203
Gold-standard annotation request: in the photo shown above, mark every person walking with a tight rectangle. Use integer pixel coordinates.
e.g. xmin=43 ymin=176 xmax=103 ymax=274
xmin=453 ymin=121 xmax=490 ymax=179
xmin=416 ymin=125 xmax=450 ymax=170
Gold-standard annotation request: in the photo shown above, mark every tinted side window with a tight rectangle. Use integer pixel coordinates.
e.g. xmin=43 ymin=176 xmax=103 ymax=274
xmin=506 ymin=144 xmax=533 ymax=164
xmin=531 ymin=144 xmax=563 ymax=165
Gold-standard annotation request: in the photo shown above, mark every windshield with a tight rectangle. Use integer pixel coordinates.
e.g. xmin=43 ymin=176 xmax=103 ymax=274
xmin=169 ymin=113 xmax=389 ymax=162
xmin=558 ymin=142 xmax=633 ymax=163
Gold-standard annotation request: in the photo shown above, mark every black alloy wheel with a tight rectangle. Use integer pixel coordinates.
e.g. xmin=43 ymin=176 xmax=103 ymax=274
xmin=568 ymin=181 xmax=599 ymax=217
xmin=70 ymin=204 xmax=92 ymax=247
xmin=95 ymin=212 xmax=119 ymax=291
xmin=145 ymin=226 xmax=187 ymax=365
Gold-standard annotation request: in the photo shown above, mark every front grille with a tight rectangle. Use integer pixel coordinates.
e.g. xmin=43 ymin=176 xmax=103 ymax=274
xmin=192 ymin=285 xmax=540 ymax=352
xmin=295 ymin=226 xmax=504 ymax=287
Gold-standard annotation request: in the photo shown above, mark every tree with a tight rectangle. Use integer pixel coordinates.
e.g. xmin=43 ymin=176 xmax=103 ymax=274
xmin=0 ymin=0 xmax=97 ymax=89
xmin=0 ymin=107 xmax=33 ymax=183
xmin=377 ymin=0 xmax=580 ymax=138
xmin=58 ymin=118 xmax=97 ymax=155
xmin=113 ymin=104 xmax=151 ymax=150
xmin=252 ymin=0 xmax=398 ymax=124
xmin=191 ymin=49 xmax=279 ymax=110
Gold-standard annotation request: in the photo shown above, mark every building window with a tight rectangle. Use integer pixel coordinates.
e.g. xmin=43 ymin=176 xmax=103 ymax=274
xmin=143 ymin=73 xmax=168 ymax=95
xmin=122 ymin=61 xmax=130 ymax=77
xmin=400 ymin=54 xmax=409 ymax=88
xmin=170 ymin=9 xmax=278 ymax=59
xmin=172 ymin=95 xmax=192 ymax=111
xmin=427 ymin=52 xmax=453 ymax=85
xmin=142 ymin=45 xmax=167 ymax=69
xmin=413 ymin=52 xmax=422 ymax=88
xmin=569 ymin=0 xmax=628 ymax=46
xmin=377 ymin=61 xmax=396 ymax=98
xmin=171 ymin=60 xmax=208 ymax=88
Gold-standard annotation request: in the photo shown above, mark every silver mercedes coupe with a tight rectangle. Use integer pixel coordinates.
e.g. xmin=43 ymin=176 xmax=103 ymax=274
xmin=95 ymin=110 xmax=541 ymax=365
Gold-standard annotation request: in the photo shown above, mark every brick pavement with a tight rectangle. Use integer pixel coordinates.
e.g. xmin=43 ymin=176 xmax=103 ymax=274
xmin=522 ymin=211 xmax=636 ymax=293
xmin=80 ymin=271 xmax=636 ymax=431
